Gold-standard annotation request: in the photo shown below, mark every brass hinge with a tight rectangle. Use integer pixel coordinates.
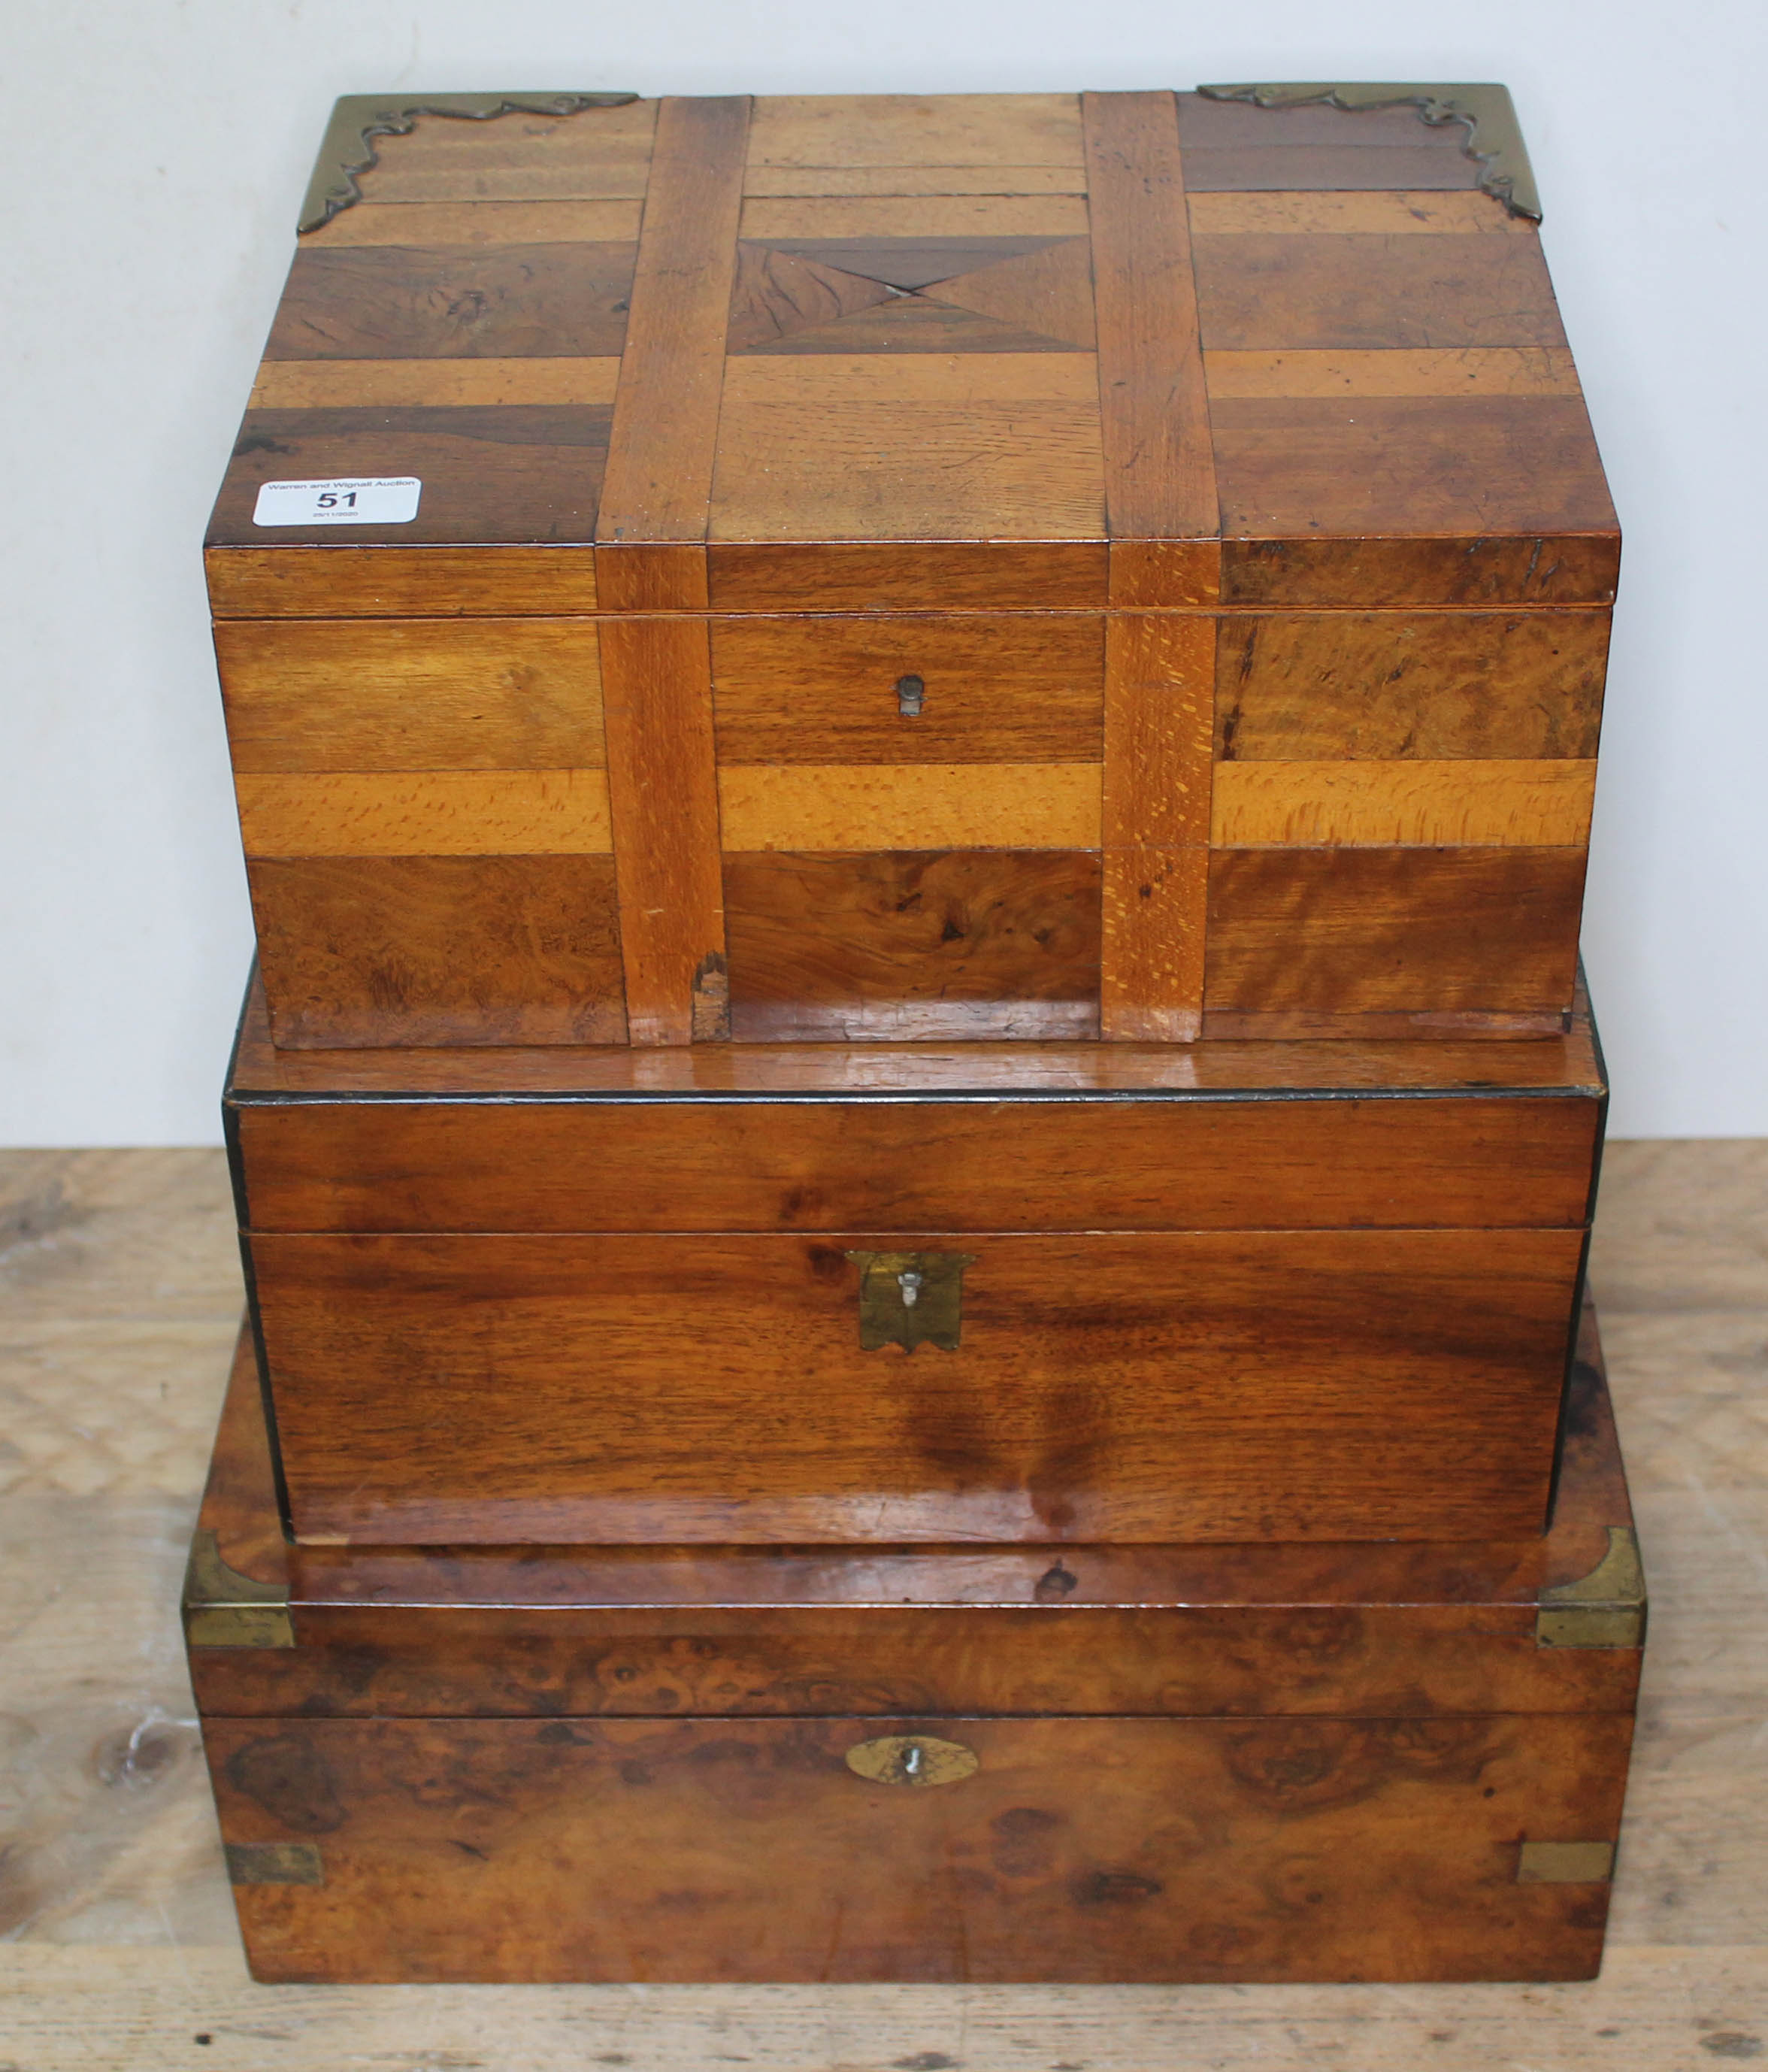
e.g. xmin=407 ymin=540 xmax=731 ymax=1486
xmin=1196 ymin=83 xmax=1542 ymax=220
xmin=1517 ymin=1840 xmax=1615 ymax=1884
xmin=846 ymin=1250 xmax=978 ymax=1353
xmin=225 ymin=1841 xmax=325 ymax=1886
xmin=183 ymin=1526 xmax=295 ymax=1650
xmin=1536 ymin=1526 xmax=1646 ymax=1649
xmin=300 ymin=92 xmax=641 ymax=234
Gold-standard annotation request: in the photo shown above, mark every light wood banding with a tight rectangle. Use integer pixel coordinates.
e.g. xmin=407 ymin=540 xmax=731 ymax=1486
xmin=1212 ymin=759 xmax=1598 ymax=849
xmin=718 ymin=763 xmax=1101 ymax=851
xmin=249 ymin=359 xmax=623 ymax=410
xmin=235 ymin=771 xmax=613 ymax=856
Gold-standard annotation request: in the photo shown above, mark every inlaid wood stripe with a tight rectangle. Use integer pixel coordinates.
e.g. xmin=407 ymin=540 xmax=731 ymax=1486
xmin=235 ymin=771 xmax=613 ymax=856
xmin=1212 ymin=759 xmax=1597 ymax=848
xmin=746 ymin=165 xmax=1088 ymax=198
xmin=717 ymin=764 xmax=1101 ymax=851
xmin=1204 ymin=348 xmax=1580 ymax=399
xmin=250 ymin=359 xmax=622 ymax=409
xmin=1082 ymin=91 xmax=1219 ymax=603
xmin=1189 ymin=190 xmax=1534 ymax=235
xmin=596 ymin=95 xmax=750 ymax=568
xmin=307 ymin=199 xmax=643 ymax=246
xmin=737 ymin=195 xmax=1088 ymax=238
xmin=596 ymin=97 xmax=750 ymax=1043
xmin=721 ymin=354 xmax=1098 ymax=405
xmin=1086 ymin=95 xmax=1219 ymax=1041
xmin=1101 ymin=616 xmax=1215 ymax=1043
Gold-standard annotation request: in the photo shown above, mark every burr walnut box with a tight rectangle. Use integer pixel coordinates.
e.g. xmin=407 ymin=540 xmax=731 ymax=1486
xmin=224 ymin=974 xmax=1606 ymax=1549
xmin=206 ymin=85 xmax=1616 ymax=1050
xmin=187 ymin=1306 xmax=1642 ymax=1984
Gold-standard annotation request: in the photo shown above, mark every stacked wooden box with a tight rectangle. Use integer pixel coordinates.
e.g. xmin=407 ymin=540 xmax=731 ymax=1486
xmin=186 ymin=85 xmax=1643 ymax=1983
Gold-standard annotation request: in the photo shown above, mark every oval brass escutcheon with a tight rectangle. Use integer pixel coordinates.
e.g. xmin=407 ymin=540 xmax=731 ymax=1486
xmin=844 ymin=1734 xmax=979 ymax=1789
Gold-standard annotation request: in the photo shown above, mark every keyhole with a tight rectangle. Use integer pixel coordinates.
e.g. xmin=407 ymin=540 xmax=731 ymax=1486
xmin=896 ymin=674 xmax=925 ymax=717
xmin=902 ymin=1743 xmax=924 ymax=1780
xmin=898 ymin=1270 xmax=924 ymax=1309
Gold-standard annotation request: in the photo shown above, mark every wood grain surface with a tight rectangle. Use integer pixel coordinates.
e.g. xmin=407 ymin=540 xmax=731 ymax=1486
xmin=203 ymin=88 xmax=1618 ymax=1049
xmin=722 ymin=848 xmax=1102 ymax=1039
xmin=1204 ymin=346 xmax=1580 ymax=397
xmin=204 ymin=1710 xmax=1630 ymax=1983
xmin=224 ymin=962 xmax=1604 ymax=1099
xmin=349 ymin=98 xmax=659 ymax=204
xmin=264 ymin=242 xmax=637 ymax=360
xmin=1082 ymin=91 xmax=1217 ymax=604
xmin=597 ymin=616 xmax=729 ymax=1044
xmin=711 ymin=613 xmax=1103 ymax=762
xmin=248 ymin=854 xmax=627 ymax=1048
xmin=1100 ymin=615 xmax=1214 ymax=1039
xmin=207 ymin=404 xmax=613 ymax=553
xmin=206 ymin=544 xmax=602 ymax=619
xmin=306 ymin=199 xmax=644 ymax=247
xmin=231 ymin=1080 xmax=1600 ymax=1238
xmin=1209 ymin=759 xmax=1597 ymax=848
xmin=595 ymin=96 xmax=749 ymax=555
xmin=1215 ymin=611 xmax=1609 ymax=760
xmin=1194 ymin=233 xmax=1567 ymax=351
xmin=705 ymin=541 xmax=1107 ymax=610
xmin=1188 ymin=189 xmax=1535 ymax=235
xmin=235 ymin=770 xmax=613 ymax=856
xmin=15 ymin=1137 xmax=1760 ymax=2049
xmin=1203 ymin=845 xmax=1588 ymax=1017
xmin=250 ymin=1225 xmax=1585 ymax=1545
xmin=248 ymin=356 xmax=623 ymax=408
xmin=215 ymin=617 xmax=606 ymax=771
xmin=1217 ymin=531 xmax=1621 ymax=610
xmin=189 ymin=1303 xmax=1639 ymax=1723
xmin=716 ymin=763 xmax=1100 ymax=850
xmin=744 ymin=94 xmax=1085 ymax=171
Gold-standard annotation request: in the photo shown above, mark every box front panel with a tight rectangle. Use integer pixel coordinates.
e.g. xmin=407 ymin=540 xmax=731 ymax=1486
xmin=204 ymin=1712 xmax=1629 ymax=1983
xmin=251 ymin=1225 xmax=1586 ymax=1544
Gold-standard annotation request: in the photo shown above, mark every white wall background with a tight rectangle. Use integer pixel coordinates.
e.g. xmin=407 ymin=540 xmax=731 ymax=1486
xmin=2 ymin=0 xmax=1763 ymax=1144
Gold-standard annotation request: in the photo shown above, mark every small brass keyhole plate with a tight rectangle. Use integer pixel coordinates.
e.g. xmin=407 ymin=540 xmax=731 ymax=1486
xmin=845 ymin=1734 xmax=979 ymax=1789
xmin=846 ymin=1250 xmax=977 ymax=1351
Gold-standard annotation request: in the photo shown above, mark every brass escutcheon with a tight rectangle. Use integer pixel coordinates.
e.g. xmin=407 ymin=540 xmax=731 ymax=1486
xmin=846 ymin=1250 xmax=977 ymax=1352
xmin=845 ymin=1734 xmax=980 ymax=1789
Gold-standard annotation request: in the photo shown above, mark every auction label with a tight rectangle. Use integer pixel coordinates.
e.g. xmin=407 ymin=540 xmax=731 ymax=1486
xmin=253 ymin=477 xmax=422 ymax=526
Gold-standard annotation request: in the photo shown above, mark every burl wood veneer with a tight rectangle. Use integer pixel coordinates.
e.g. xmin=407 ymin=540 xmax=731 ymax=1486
xmin=187 ymin=1303 xmax=1642 ymax=1983
xmin=207 ymin=86 xmax=1615 ymax=1047
xmin=226 ymin=972 xmax=1607 ymax=1548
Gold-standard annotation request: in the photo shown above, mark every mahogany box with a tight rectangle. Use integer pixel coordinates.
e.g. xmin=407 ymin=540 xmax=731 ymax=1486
xmin=187 ymin=1305 xmax=1642 ymax=1983
xmin=206 ymin=85 xmax=1615 ymax=1050
xmin=225 ymin=974 xmax=1606 ymax=1548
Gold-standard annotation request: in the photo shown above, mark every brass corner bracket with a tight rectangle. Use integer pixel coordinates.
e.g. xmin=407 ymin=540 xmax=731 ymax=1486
xmin=1517 ymin=1839 xmax=1615 ymax=1884
xmin=1536 ymin=1525 xmax=1646 ymax=1649
xmin=299 ymin=90 xmax=641 ymax=234
xmin=1195 ymin=81 xmax=1542 ymax=221
xmin=225 ymin=1840 xmax=325 ymax=1886
xmin=183 ymin=1525 xmax=294 ymax=1649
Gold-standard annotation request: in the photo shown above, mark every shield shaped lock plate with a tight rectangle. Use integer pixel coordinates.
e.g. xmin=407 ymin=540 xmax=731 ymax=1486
xmin=845 ymin=1250 xmax=978 ymax=1352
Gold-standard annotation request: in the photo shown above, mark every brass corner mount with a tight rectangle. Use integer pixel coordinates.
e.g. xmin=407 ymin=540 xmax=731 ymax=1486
xmin=183 ymin=1525 xmax=294 ymax=1649
xmin=300 ymin=90 xmax=641 ymax=234
xmin=1195 ymin=82 xmax=1542 ymax=221
xmin=1536 ymin=1526 xmax=1646 ymax=1649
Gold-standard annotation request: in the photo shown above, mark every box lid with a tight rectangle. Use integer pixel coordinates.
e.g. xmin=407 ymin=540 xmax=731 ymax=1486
xmin=205 ymin=86 xmax=1617 ymax=620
